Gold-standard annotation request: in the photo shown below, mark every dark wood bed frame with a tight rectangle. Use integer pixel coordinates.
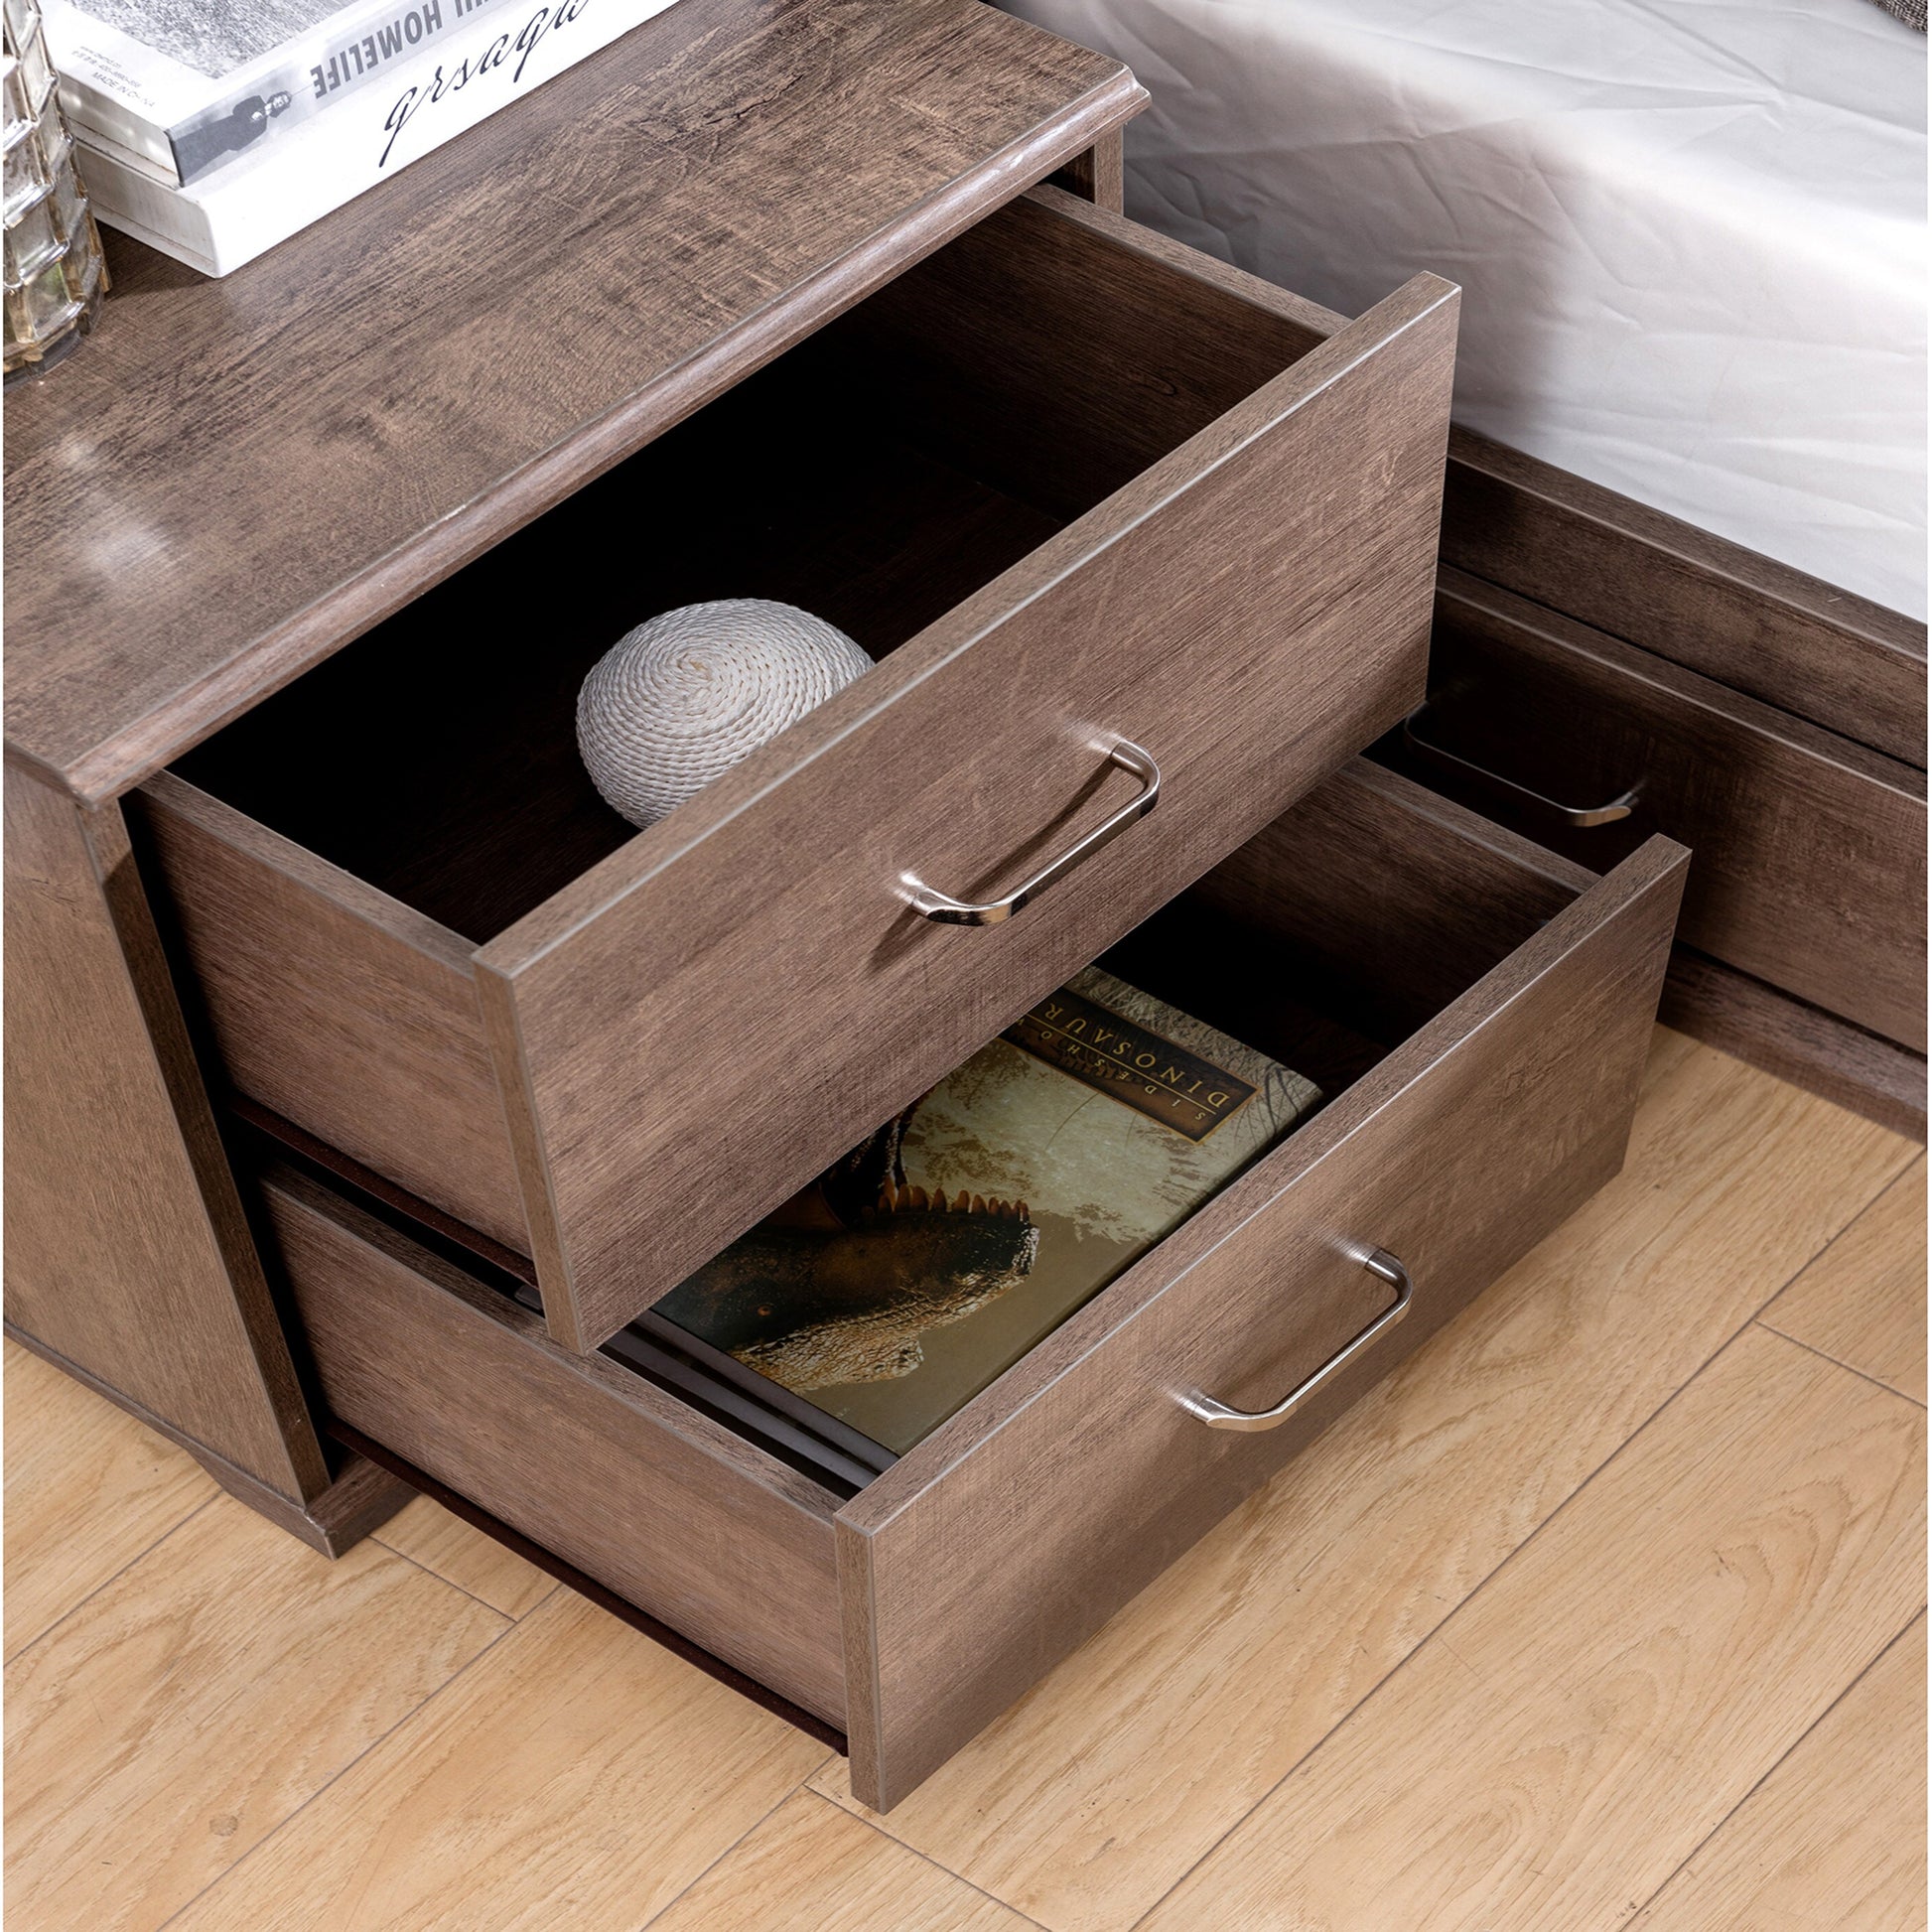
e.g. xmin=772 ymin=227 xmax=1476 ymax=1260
xmin=1415 ymin=429 xmax=1926 ymax=1142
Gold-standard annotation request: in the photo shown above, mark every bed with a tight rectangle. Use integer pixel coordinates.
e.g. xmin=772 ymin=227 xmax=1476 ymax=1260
xmin=1006 ymin=0 xmax=1927 ymax=620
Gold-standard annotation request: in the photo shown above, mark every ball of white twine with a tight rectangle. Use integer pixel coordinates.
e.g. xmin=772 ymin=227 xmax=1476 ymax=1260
xmin=577 ymin=599 xmax=872 ymax=828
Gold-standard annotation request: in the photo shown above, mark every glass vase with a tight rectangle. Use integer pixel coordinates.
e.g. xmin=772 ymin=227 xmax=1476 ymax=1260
xmin=3 ymin=0 xmax=106 ymax=385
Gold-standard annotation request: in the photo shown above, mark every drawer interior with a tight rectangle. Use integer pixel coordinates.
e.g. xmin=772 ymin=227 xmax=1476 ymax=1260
xmin=170 ymin=195 xmax=1325 ymax=948
xmin=1115 ymin=768 xmax=1584 ymax=1077
xmin=265 ymin=764 xmax=1587 ymax=1485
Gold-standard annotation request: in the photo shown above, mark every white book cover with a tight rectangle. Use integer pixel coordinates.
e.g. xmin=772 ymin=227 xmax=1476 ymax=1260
xmin=76 ymin=0 xmax=679 ymax=276
xmin=46 ymin=0 xmax=521 ymax=183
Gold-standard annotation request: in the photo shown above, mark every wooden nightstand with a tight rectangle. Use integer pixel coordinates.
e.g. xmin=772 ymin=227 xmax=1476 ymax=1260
xmin=5 ymin=0 xmax=1685 ymax=1809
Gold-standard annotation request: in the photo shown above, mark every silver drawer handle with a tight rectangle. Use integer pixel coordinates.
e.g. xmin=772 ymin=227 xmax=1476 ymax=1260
xmin=1403 ymin=703 xmax=1638 ymax=827
xmin=1179 ymin=1249 xmax=1414 ymax=1432
xmin=901 ymin=738 xmax=1162 ymax=926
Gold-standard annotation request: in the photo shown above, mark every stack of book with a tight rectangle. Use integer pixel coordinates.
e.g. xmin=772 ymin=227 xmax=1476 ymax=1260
xmin=43 ymin=0 xmax=679 ymax=275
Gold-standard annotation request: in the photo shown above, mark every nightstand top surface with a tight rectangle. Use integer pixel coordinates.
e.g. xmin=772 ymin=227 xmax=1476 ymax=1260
xmin=3 ymin=0 xmax=1135 ymax=804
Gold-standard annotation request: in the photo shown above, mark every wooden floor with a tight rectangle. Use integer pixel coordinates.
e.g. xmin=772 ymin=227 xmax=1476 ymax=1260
xmin=6 ymin=1029 xmax=1926 ymax=1931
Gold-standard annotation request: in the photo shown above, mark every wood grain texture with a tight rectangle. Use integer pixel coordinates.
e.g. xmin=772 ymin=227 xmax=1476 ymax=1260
xmin=837 ymin=796 xmax=1686 ymax=1807
xmin=373 ymin=1494 xmax=555 ymax=1619
xmin=481 ymin=220 xmax=1458 ymax=1350
xmin=1051 ymin=130 xmax=1124 ymax=211
xmin=3 ymin=1337 xmax=215 ymax=1660
xmin=164 ymin=377 xmax=1063 ymax=948
xmin=1661 ymin=947 xmax=1927 ymax=1144
xmin=330 ymin=1416 xmax=850 ymax=1747
xmin=814 ymin=1033 xmax=1918 ymax=1929
xmin=1631 ymin=1613 xmax=1927 ymax=1931
xmin=164 ymin=1590 xmax=829 ymax=1932
xmin=1385 ymin=568 xmax=1927 ymax=1048
xmin=4 ymin=0 xmax=1143 ymax=805
xmin=650 ymin=1792 xmax=1031 ymax=1932
xmin=1761 ymin=1158 xmax=1927 ymax=1404
xmin=9 ymin=1033 xmax=1916 ymax=1925
xmin=3 ymin=765 xmax=328 ymax=1500
xmin=135 ymin=772 xmax=525 ymax=1249
xmin=261 ymin=1165 xmax=850 ymax=1725
xmin=3 ymin=1494 xmax=506 ymax=1932
xmin=1443 ymin=426 xmax=1928 ymax=765
xmin=193 ymin=1439 xmax=413 ymax=1558
xmin=133 ymin=193 xmax=1440 ymax=1348
xmin=1139 ymin=1323 xmax=1926 ymax=1932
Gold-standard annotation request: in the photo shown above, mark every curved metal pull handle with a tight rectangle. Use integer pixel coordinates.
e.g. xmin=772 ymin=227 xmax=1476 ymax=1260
xmin=1178 ymin=1249 xmax=1413 ymax=1433
xmin=1403 ymin=704 xmax=1637 ymax=827
xmin=901 ymin=739 xmax=1161 ymax=927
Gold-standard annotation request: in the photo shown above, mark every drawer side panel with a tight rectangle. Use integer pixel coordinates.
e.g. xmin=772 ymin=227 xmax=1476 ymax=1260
xmin=1442 ymin=426 xmax=1928 ymax=766
xmin=263 ymin=1168 xmax=847 ymax=1725
xmin=136 ymin=774 xmax=527 ymax=1251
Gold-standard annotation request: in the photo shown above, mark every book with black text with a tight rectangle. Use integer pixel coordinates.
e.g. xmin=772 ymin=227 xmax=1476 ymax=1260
xmin=62 ymin=0 xmax=678 ymax=273
xmin=46 ymin=0 xmax=527 ymax=184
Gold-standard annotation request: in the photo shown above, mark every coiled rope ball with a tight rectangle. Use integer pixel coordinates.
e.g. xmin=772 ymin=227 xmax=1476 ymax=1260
xmin=577 ymin=599 xmax=873 ymax=829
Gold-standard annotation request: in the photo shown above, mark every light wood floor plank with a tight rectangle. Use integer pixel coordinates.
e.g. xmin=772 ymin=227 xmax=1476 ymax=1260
xmin=4 ymin=1339 xmax=217 ymax=1660
xmin=1631 ymin=1613 xmax=1927 ymax=1932
xmin=167 ymin=1589 xmax=831 ymax=1932
xmin=811 ymin=1035 xmax=1916 ymax=1931
xmin=1762 ymin=1157 xmax=1926 ymax=1404
xmin=4 ymin=1493 xmax=506 ymax=1932
xmin=373 ymin=1494 xmax=554 ymax=1618
xmin=1138 ymin=1324 xmax=1926 ymax=1932
xmin=646 ymin=1792 xmax=1032 ymax=1932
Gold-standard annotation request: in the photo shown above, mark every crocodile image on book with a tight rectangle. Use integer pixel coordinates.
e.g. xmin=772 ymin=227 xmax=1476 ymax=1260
xmin=654 ymin=1114 xmax=1039 ymax=1391
xmin=653 ymin=968 xmax=1322 ymax=1455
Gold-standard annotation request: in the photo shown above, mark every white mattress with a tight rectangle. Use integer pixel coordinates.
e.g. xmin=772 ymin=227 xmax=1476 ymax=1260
xmin=1006 ymin=0 xmax=1928 ymax=619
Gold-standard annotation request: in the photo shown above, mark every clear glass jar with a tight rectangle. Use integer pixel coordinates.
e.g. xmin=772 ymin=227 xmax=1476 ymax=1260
xmin=3 ymin=0 xmax=106 ymax=384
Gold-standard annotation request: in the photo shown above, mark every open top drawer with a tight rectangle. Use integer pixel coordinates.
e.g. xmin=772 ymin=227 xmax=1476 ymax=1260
xmin=257 ymin=761 xmax=1684 ymax=1810
xmin=137 ymin=189 xmax=1458 ymax=1354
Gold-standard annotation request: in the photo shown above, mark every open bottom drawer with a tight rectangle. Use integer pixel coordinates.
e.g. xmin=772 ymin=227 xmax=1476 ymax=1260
xmin=136 ymin=189 xmax=1458 ymax=1357
xmin=257 ymin=762 xmax=1685 ymax=1808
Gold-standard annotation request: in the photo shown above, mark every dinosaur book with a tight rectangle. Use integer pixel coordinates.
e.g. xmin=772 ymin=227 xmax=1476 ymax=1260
xmin=649 ymin=968 xmax=1322 ymax=1458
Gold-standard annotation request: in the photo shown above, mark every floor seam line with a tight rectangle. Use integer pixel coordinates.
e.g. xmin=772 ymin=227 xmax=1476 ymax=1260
xmin=1750 ymin=1319 xmax=1927 ymax=1409
xmin=3 ymin=1491 xmax=220 ymax=1670
xmin=628 ymin=1776 xmax=829 ymax=1932
xmin=1752 ymin=1152 xmax=1923 ymax=1307
xmin=24 ymin=1052 xmax=1919 ymax=1930
xmin=806 ymin=1789 xmax=1053 ymax=1929
xmin=1622 ymin=1608 xmax=1928 ymax=1921
xmin=149 ymin=1586 xmax=554 ymax=1931
xmin=1819 ymin=1153 xmax=1923 ymax=1229
xmin=1120 ymin=1277 xmax=1839 ymax=1930
xmin=1738 ymin=1163 xmax=1924 ymax=1329
xmin=368 ymin=1532 xmax=544 ymax=1617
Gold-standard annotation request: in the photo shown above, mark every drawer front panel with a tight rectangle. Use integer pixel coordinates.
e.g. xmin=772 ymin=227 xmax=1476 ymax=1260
xmin=1393 ymin=570 xmax=1927 ymax=1049
xmin=262 ymin=1167 xmax=848 ymax=1724
xmin=480 ymin=224 xmax=1459 ymax=1353
xmin=836 ymin=804 xmax=1686 ymax=1809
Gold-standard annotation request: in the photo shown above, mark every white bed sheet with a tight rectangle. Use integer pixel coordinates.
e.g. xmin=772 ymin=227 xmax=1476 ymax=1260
xmin=1006 ymin=0 xmax=1928 ymax=619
